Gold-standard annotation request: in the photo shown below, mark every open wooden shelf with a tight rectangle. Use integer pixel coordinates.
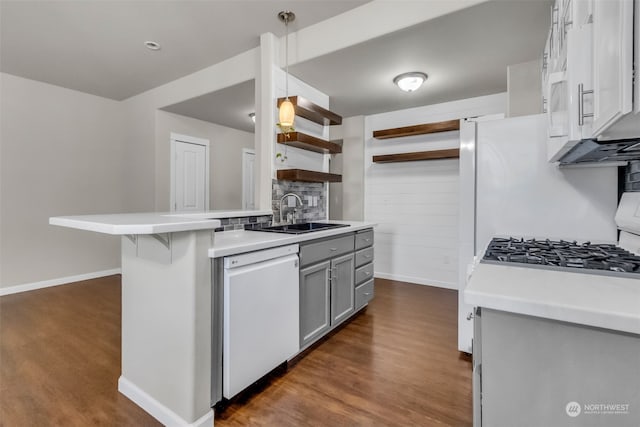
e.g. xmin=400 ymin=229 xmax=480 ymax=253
xmin=277 ymin=96 xmax=342 ymax=126
xmin=277 ymin=132 xmax=342 ymax=154
xmin=276 ymin=169 xmax=342 ymax=183
xmin=373 ymin=119 xmax=460 ymax=139
xmin=372 ymin=149 xmax=460 ymax=163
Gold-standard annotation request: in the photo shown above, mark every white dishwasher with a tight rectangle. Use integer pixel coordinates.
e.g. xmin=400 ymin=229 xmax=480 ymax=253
xmin=223 ymin=244 xmax=300 ymax=398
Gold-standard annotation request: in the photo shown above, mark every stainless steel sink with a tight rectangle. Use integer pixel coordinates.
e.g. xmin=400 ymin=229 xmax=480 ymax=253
xmin=247 ymin=222 xmax=349 ymax=234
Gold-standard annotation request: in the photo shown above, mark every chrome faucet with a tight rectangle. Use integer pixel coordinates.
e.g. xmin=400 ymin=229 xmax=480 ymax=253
xmin=279 ymin=193 xmax=303 ymax=224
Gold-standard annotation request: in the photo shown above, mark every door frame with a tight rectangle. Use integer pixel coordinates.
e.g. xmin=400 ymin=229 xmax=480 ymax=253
xmin=170 ymin=132 xmax=210 ymax=212
xmin=242 ymin=148 xmax=256 ymax=210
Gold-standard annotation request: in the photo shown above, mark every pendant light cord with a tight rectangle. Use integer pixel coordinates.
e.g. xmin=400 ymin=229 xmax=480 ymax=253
xmin=285 ymin=16 xmax=289 ymax=100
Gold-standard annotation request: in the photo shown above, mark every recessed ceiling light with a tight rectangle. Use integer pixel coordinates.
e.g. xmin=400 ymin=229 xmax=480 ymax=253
xmin=144 ymin=41 xmax=161 ymax=51
xmin=249 ymin=112 xmax=256 ymax=123
xmin=393 ymin=72 xmax=428 ymax=92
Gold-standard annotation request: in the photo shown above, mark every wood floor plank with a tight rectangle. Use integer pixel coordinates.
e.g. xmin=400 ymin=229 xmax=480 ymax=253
xmin=0 ymin=276 xmax=472 ymax=427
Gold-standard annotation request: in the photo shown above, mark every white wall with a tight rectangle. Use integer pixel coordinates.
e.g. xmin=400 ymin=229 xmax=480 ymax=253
xmin=364 ymin=93 xmax=507 ymax=289
xmin=329 ymin=116 xmax=365 ymax=221
xmin=0 ymin=73 xmax=126 ymax=290
xmin=507 ymin=59 xmax=543 ymax=117
xmin=155 ymin=111 xmax=254 ymax=211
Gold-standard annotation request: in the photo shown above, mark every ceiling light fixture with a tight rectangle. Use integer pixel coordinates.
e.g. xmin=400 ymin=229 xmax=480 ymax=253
xmin=144 ymin=41 xmax=161 ymax=51
xmin=249 ymin=112 xmax=256 ymax=123
xmin=277 ymin=10 xmax=295 ymax=132
xmin=393 ymin=72 xmax=428 ymax=92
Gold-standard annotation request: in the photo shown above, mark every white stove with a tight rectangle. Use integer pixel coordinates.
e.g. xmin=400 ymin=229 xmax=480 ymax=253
xmin=480 ymin=192 xmax=640 ymax=277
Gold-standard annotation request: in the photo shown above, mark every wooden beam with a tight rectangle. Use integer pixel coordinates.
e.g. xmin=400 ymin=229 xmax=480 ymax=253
xmin=372 ymin=149 xmax=460 ymax=163
xmin=373 ymin=120 xmax=460 ymax=139
xmin=276 ymin=169 xmax=342 ymax=183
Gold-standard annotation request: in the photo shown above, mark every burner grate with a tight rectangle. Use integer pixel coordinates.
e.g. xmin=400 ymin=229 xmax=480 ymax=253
xmin=483 ymin=237 xmax=640 ymax=274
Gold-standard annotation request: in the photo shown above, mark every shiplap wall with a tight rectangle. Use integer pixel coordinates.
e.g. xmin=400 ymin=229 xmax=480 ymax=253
xmin=364 ymin=94 xmax=506 ymax=289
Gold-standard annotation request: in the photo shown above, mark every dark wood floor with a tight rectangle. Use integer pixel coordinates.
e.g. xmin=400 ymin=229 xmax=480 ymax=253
xmin=0 ymin=276 xmax=472 ymax=427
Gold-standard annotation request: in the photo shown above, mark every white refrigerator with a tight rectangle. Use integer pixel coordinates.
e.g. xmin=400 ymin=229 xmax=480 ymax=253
xmin=457 ymin=114 xmax=619 ymax=353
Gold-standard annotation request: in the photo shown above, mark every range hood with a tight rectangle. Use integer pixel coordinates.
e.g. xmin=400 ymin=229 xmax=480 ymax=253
xmin=558 ymin=138 xmax=640 ymax=165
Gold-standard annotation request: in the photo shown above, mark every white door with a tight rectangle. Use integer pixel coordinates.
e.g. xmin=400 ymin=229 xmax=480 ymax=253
xmin=591 ymin=0 xmax=634 ymax=136
xmin=171 ymin=134 xmax=210 ymax=212
xmin=242 ymin=149 xmax=255 ymax=210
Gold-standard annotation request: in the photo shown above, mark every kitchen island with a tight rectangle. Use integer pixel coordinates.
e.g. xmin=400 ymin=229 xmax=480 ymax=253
xmin=465 ymin=263 xmax=640 ymax=427
xmin=50 ymin=212 xmax=375 ymax=427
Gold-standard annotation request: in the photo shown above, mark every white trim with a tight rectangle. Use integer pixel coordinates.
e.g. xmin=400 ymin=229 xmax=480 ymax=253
xmin=374 ymin=273 xmax=457 ymax=290
xmin=170 ymin=133 xmax=210 ymax=212
xmin=242 ymin=148 xmax=256 ymax=210
xmin=0 ymin=268 xmax=121 ymax=296
xmin=118 ymin=376 xmax=214 ymax=427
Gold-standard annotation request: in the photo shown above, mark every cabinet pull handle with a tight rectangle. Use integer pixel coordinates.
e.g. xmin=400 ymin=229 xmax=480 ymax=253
xmin=578 ymin=83 xmax=594 ymax=126
xmin=364 ymin=238 xmax=371 ymax=242
xmin=364 ymin=254 xmax=372 ymax=259
xmin=365 ymin=272 xmax=371 ymax=276
xmin=364 ymin=292 xmax=371 ymax=296
xmin=329 ymin=247 xmax=338 ymax=251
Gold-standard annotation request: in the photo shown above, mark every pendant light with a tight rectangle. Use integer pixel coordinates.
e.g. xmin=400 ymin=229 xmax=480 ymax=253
xmin=278 ymin=11 xmax=295 ymax=132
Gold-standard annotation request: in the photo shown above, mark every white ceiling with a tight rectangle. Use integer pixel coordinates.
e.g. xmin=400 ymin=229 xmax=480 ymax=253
xmin=0 ymin=0 xmax=368 ymax=100
xmin=290 ymin=0 xmax=552 ymax=117
xmin=1 ymin=0 xmax=551 ymax=132
xmin=162 ymin=79 xmax=256 ymax=133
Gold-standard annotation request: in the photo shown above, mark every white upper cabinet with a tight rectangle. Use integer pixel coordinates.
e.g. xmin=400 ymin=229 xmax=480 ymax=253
xmin=546 ymin=0 xmax=595 ymax=162
xmin=592 ymin=0 xmax=634 ymax=138
xmin=545 ymin=0 xmax=640 ymax=162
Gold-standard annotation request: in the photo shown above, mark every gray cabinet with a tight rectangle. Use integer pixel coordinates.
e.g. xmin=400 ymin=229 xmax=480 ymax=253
xmin=299 ymin=260 xmax=331 ymax=347
xmin=330 ymin=253 xmax=355 ymax=325
xmin=299 ymin=229 xmax=374 ymax=349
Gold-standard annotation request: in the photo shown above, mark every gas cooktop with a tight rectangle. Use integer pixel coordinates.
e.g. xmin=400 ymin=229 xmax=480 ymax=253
xmin=482 ymin=237 xmax=640 ymax=278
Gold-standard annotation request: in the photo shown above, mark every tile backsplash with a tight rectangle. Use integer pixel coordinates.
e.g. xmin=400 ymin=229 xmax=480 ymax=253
xmin=272 ymin=179 xmax=327 ymax=223
xmin=215 ymin=215 xmax=273 ymax=232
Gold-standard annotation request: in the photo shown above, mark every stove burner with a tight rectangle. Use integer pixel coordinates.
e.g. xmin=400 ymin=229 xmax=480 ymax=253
xmin=483 ymin=237 xmax=640 ymax=275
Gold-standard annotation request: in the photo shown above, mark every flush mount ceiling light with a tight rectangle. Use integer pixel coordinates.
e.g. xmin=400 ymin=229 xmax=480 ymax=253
xmin=393 ymin=72 xmax=428 ymax=92
xmin=277 ymin=10 xmax=295 ymax=132
xmin=144 ymin=41 xmax=161 ymax=51
xmin=249 ymin=112 xmax=256 ymax=123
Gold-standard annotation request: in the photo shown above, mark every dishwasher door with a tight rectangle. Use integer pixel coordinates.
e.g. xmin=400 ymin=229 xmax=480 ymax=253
xmin=223 ymin=244 xmax=299 ymax=398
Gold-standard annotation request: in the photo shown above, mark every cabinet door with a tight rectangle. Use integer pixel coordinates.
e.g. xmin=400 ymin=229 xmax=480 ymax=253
xmin=299 ymin=261 xmax=331 ymax=348
xmin=547 ymin=71 xmax=569 ymax=138
xmin=592 ymin=0 xmax=634 ymax=136
xmin=330 ymin=253 xmax=355 ymax=326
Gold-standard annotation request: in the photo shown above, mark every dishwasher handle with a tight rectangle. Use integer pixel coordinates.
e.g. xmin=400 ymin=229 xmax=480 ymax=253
xmin=224 ymin=244 xmax=299 ymax=269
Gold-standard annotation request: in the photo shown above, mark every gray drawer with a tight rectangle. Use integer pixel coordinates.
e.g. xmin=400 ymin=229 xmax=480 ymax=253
xmin=355 ymin=229 xmax=374 ymax=250
xmin=355 ymin=262 xmax=374 ymax=286
xmin=300 ymin=234 xmax=354 ymax=266
xmin=355 ymin=279 xmax=374 ymax=310
xmin=354 ymin=247 xmax=374 ymax=268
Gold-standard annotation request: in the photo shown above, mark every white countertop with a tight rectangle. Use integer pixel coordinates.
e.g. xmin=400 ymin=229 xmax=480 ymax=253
xmin=49 ymin=210 xmax=269 ymax=235
xmin=465 ymin=262 xmax=640 ymax=335
xmin=208 ymin=221 xmax=376 ymax=258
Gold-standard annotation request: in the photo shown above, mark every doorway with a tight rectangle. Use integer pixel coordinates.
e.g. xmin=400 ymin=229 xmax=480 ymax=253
xmin=170 ymin=133 xmax=210 ymax=212
xmin=242 ymin=149 xmax=256 ymax=210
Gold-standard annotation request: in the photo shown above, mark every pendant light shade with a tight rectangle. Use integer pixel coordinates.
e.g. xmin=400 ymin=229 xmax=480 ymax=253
xmin=278 ymin=11 xmax=295 ymax=131
xmin=279 ymin=99 xmax=295 ymax=128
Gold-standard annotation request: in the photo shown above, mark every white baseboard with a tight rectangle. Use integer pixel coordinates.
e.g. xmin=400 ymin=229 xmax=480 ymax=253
xmin=118 ymin=376 xmax=214 ymax=427
xmin=0 ymin=268 xmax=121 ymax=296
xmin=374 ymin=272 xmax=457 ymax=290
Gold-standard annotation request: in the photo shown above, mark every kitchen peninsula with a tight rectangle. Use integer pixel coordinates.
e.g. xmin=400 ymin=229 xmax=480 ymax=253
xmin=50 ymin=211 xmax=375 ymax=427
